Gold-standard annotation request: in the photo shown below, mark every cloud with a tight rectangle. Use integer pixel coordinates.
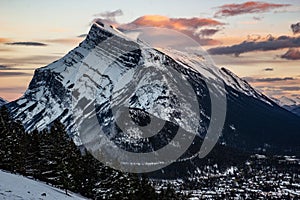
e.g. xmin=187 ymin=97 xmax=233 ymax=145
xmin=291 ymin=22 xmax=300 ymax=34
xmin=6 ymin=42 xmax=47 ymax=46
xmin=215 ymin=1 xmax=290 ymax=17
xmin=208 ymin=35 xmax=300 ymax=56
xmin=243 ymin=76 xmax=295 ymax=82
xmin=253 ymin=16 xmax=264 ymax=21
xmin=114 ymin=15 xmax=224 ymax=46
xmin=196 ymin=38 xmax=222 ymax=46
xmin=0 ymin=65 xmax=9 ymax=69
xmin=0 ymin=86 xmax=27 ymax=93
xmin=95 ymin=9 xmax=123 ymax=22
xmin=93 ymin=12 xmax=225 ymax=46
xmin=0 ymin=71 xmax=32 ymax=77
xmin=264 ymin=68 xmax=274 ymax=71
xmin=0 ymin=48 xmax=13 ymax=52
xmin=0 ymin=38 xmax=10 ymax=43
xmin=279 ymin=86 xmax=300 ymax=91
xmin=44 ymin=38 xmax=82 ymax=45
xmin=92 ymin=10 xmax=124 ymax=27
xmin=198 ymin=29 xmax=220 ymax=37
xmin=0 ymin=55 xmax=60 ymax=65
xmin=121 ymin=15 xmax=224 ymax=30
xmin=0 ymin=64 xmax=36 ymax=71
xmin=281 ymin=48 xmax=300 ymax=60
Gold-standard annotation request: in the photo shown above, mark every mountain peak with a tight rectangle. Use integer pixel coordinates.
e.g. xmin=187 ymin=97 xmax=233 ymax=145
xmin=85 ymin=21 xmax=131 ymax=47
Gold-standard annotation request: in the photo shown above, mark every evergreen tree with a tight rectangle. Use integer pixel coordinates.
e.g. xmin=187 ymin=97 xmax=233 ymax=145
xmin=0 ymin=107 xmax=25 ymax=173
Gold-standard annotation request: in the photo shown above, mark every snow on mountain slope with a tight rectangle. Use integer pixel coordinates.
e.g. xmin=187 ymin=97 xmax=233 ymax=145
xmin=277 ymin=96 xmax=300 ymax=106
xmin=273 ymin=96 xmax=300 ymax=116
xmin=0 ymin=170 xmax=88 ymax=200
xmin=160 ymin=48 xmax=273 ymax=106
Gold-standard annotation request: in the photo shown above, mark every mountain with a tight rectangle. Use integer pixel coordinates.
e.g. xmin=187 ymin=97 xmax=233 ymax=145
xmin=0 ymin=170 xmax=88 ymax=200
xmin=273 ymin=96 xmax=300 ymax=117
xmin=0 ymin=97 xmax=7 ymax=107
xmin=290 ymin=107 xmax=300 ymax=116
xmin=7 ymin=21 xmax=300 ymax=176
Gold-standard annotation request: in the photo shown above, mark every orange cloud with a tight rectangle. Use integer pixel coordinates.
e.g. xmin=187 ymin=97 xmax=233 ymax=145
xmin=122 ymin=15 xmax=224 ymax=30
xmin=113 ymin=15 xmax=224 ymax=46
xmin=215 ymin=1 xmax=290 ymax=17
xmin=0 ymin=38 xmax=10 ymax=43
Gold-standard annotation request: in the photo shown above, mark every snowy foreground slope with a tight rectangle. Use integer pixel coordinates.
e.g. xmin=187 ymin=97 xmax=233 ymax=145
xmin=0 ymin=170 xmax=88 ymax=200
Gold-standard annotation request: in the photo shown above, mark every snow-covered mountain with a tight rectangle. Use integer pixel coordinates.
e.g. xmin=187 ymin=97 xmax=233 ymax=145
xmin=0 ymin=97 xmax=7 ymax=107
xmin=0 ymin=170 xmax=88 ymax=200
xmin=7 ymin=21 xmax=300 ymax=174
xmin=273 ymin=96 xmax=300 ymax=117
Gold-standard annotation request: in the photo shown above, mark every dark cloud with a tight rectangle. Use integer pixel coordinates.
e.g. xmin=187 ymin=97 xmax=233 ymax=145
xmin=0 ymin=71 xmax=32 ymax=77
xmin=264 ymin=68 xmax=274 ymax=71
xmin=95 ymin=9 xmax=123 ymax=21
xmin=291 ymin=22 xmax=300 ymax=35
xmin=244 ymin=76 xmax=295 ymax=82
xmin=6 ymin=42 xmax=47 ymax=46
xmin=215 ymin=1 xmax=290 ymax=17
xmin=0 ymin=86 xmax=27 ymax=93
xmin=208 ymin=35 xmax=300 ymax=56
xmin=281 ymin=48 xmax=300 ymax=60
xmin=0 ymin=64 xmax=35 ymax=70
xmin=198 ymin=29 xmax=220 ymax=37
xmin=291 ymin=94 xmax=300 ymax=97
xmin=279 ymin=86 xmax=300 ymax=91
xmin=0 ymin=55 xmax=60 ymax=65
xmin=0 ymin=65 xmax=9 ymax=69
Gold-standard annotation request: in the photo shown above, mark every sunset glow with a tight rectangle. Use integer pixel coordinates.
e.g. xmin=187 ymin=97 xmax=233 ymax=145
xmin=0 ymin=0 xmax=300 ymax=101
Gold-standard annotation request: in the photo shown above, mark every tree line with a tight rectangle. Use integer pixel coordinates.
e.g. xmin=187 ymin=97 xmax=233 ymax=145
xmin=0 ymin=107 xmax=185 ymax=199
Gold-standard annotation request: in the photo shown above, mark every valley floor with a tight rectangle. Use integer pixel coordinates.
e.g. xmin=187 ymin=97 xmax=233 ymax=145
xmin=155 ymin=154 xmax=300 ymax=199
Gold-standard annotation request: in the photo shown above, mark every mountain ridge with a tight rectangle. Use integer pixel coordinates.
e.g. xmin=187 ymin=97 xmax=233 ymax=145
xmin=273 ymin=96 xmax=300 ymax=117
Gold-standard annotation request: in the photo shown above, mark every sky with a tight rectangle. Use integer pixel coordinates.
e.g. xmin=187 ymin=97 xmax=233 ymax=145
xmin=0 ymin=0 xmax=300 ymax=101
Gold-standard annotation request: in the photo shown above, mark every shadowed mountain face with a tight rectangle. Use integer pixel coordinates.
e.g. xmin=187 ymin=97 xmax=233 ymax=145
xmin=6 ymin=22 xmax=300 ymax=177
xmin=0 ymin=98 xmax=7 ymax=107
